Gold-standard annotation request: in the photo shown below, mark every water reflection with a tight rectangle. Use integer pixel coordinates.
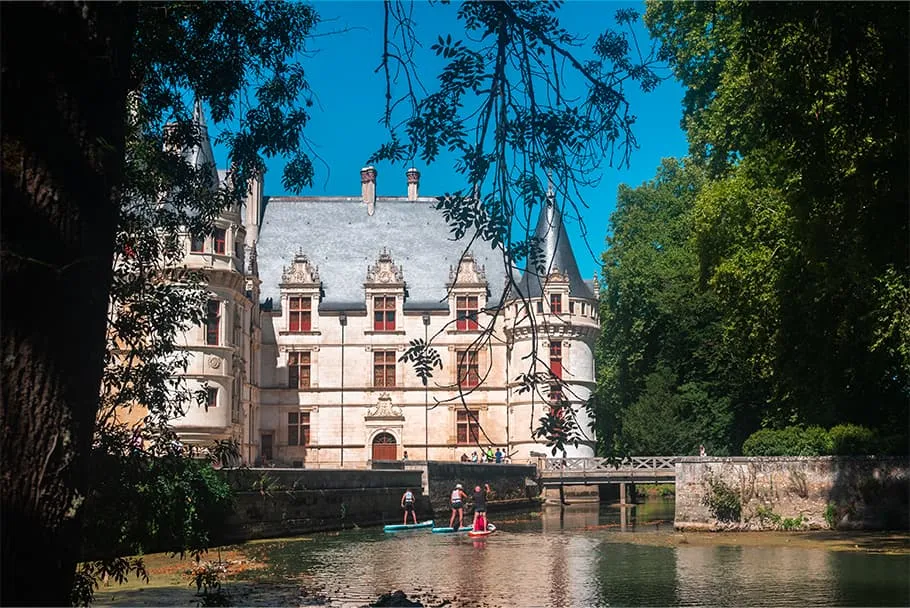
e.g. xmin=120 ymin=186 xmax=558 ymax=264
xmin=96 ymin=500 xmax=910 ymax=607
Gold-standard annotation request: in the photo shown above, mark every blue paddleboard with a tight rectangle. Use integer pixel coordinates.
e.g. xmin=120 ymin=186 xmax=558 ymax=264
xmin=431 ymin=526 xmax=473 ymax=534
xmin=383 ymin=520 xmax=434 ymax=532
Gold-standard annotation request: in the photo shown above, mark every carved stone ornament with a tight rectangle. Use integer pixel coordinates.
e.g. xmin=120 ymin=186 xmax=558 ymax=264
xmin=447 ymin=252 xmax=488 ymax=287
xmin=281 ymin=249 xmax=320 ymax=285
xmin=365 ymin=249 xmax=404 ymax=285
xmin=209 ymin=356 xmax=221 ymax=369
xmin=545 ymin=267 xmax=570 ymax=285
xmin=365 ymin=393 xmax=403 ymax=419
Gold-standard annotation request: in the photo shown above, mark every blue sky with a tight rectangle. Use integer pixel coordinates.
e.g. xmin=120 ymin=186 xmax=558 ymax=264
xmin=213 ymin=1 xmax=688 ymax=280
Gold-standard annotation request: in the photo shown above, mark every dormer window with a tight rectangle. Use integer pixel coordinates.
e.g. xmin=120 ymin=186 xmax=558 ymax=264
xmin=289 ymin=296 xmax=312 ymax=332
xmin=456 ymin=296 xmax=479 ymax=331
xmin=213 ymin=228 xmax=226 ymax=254
xmin=374 ymin=296 xmax=396 ymax=331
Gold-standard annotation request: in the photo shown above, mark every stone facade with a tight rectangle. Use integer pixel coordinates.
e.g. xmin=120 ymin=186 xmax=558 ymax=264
xmin=160 ymin=103 xmax=599 ymax=467
xmin=675 ymin=456 xmax=910 ymax=531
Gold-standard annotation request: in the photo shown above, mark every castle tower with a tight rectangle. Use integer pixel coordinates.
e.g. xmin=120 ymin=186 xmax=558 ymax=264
xmin=505 ymin=191 xmax=599 ymax=461
xmin=168 ymin=99 xmax=258 ymax=460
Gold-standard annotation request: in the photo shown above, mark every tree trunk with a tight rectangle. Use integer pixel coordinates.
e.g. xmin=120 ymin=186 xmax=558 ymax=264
xmin=1 ymin=4 xmax=134 ymax=605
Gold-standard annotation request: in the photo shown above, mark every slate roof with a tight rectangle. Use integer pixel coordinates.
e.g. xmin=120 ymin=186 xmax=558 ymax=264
xmin=256 ymin=196 xmax=512 ymax=310
xmin=515 ymin=200 xmax=596 ymax=300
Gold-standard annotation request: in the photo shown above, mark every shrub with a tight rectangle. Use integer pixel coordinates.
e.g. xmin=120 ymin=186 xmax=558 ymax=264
xmin=823 ymin=502 xmax=838 ymax=529
xmin=742 ymin=425 xmax=832 ymax=456
xmin=829 ymin=424 xmax=877 ymax=455
xmin=702 ymin=474 xmax=741 ymax=523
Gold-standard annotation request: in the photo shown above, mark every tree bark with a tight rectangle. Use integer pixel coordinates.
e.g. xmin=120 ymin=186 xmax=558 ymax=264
xmin=1 ymin=4 xmax=134 ymax=605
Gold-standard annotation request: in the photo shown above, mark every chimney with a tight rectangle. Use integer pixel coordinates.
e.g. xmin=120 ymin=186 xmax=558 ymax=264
xmin=361 ymin=166 xmax=377 ymax=202
xmin=406 ymin=167 xmax=420 ymax=201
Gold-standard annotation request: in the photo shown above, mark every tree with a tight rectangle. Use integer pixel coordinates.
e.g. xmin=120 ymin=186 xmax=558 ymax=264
xmin=594 ymin=158 xmax=761 ymax=456
xmin=646 ymin=1 xmax=909 ymax=431
xmin=2 ymin=3 xmax=316 ymax=604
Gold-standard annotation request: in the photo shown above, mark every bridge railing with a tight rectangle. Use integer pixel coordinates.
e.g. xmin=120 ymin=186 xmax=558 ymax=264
xmin=542 ymin=456 xmax=677 ymax=473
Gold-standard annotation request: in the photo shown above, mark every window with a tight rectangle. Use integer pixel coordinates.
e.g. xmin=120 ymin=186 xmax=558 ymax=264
xmin=374 ymin=296 xmax=396 ymax=331
xmin=581 ymin=303 xmax=587 ymax=316
xmin=190 ymin=233 xmax=205 ymax=252
xmin=549 ymin=383 xmax=564 ymax=403
xmin=289 ymin=296 xmax=312 ymax=332
xmin=569 ymin=301 xmax=575 ymax=314
xmin=288 ymin=351 xmax=311 ymax=389
xmin=456 ymin=295 xmax=479 ymax=330
xmin=205 ymin=299 xmax=220 ymax=345
xmin=550 ymin=293 xmax=562 ymax=314
xmin=549 ymin=342 xmax=563 ymax=379
xmin=206 ymin=387 xmax=218 ymax=408
xmin=536 ymin=301 xmax=543 ymax=313
xmin=373 ymin=351 xmax=396 ymax=387
xmin=235 ymin=240 xmax=243 ymax=260
xmin=457 ymin=349 xmax=480 ymax=388
xmin=456 ymin=410 xmax=480 ymax=445
xmin=260 ymin=434 xmax=273 ymax=460
xmin=288 ymin=412 xmax=310 ymax=446
xmin=213 ymin=228 xmax=226 ymax=254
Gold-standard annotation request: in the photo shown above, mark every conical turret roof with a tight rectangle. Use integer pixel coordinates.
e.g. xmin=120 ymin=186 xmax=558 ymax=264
xmin=186 ymin=99 xmax=220 ymax=188
xmin=515 ymin=197 xmax=595 ymax=300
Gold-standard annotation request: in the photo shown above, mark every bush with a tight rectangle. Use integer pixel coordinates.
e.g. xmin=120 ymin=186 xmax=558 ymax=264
xmin=702 ymin=474 xmax=741 ymax=523
xmin=742 ymin=423 xmax=897 ymax=456
xmin=742 ymin=426 xmax=832 ymax=456
xmin=828 ymin=424 xmax=877 ymax=455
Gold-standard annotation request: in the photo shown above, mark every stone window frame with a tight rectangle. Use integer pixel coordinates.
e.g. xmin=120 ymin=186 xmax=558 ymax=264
xmin=456 ymin=409 xmax=480 ymax=445
xmin=287 ymin=411 xmax=311 ymax=446
xmin=373 ymin=350 xmax=397 ymax=388
xmin=288 ymin=295 xmax=312 ymax=332
xmin=373 ymin=295 xmax=397 ymax=332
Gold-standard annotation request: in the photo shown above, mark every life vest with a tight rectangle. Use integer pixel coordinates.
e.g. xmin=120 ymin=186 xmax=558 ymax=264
xmin=403 ymin=491 xmax=414 ymax=504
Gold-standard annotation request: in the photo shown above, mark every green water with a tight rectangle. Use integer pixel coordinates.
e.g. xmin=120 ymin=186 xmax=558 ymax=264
xmin=98 ymin=501 xmax=910 ymax=607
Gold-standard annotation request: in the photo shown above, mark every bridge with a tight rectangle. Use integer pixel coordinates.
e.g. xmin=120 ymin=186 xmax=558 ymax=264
xmin=538 ymin=456 xmax=677 ymax=487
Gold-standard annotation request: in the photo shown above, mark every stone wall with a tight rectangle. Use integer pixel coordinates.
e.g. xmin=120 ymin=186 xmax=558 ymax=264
xmin=675 ymin=457 xmax=909 ymax=531
xmin=424 ymin=462 xmax=540 ymax=517
xmin=220 ymin=468 xmax=426 ymax=542
xmin=218 ymin=463 xmax=539 ymax=542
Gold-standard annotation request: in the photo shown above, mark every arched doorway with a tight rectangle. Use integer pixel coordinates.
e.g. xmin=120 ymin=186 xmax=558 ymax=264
xmin=372 ymin=432 xmax=397 ymax=461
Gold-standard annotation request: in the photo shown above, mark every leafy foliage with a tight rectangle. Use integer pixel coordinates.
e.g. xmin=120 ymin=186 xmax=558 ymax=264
xmin=645 ymin=1 xmax=909 ymax=434
xmin=741 ymin=426 xmax=833 ymax=457
xmin=81 ymin=2 xmax=318 ymax=603
xmin=373 ymin=1 xmax=665 ymax=453
xmin=593 ymin=158 xmax=762 ymax=456
xmin=702 ymin=473 xmax=741 ymax=523
xmin=398 ymin=339 xmax=443 ymax=387
xmin=742 ymin=423 xmax=887 ymax=457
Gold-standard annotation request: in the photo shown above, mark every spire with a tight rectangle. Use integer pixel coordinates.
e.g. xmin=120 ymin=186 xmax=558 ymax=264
xmin=189 ymin=97 xmax=220 ymax=188
xmin=515 ymin=197 xmax=594 ymax=300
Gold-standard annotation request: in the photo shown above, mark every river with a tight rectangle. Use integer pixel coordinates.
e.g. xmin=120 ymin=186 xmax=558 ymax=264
xmin=96 ymin=500 xmax=909 ymax=607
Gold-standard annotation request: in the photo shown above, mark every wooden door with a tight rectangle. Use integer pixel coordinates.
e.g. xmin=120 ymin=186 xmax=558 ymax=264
xmin=372 ymin=432 xmax=397 ymax=461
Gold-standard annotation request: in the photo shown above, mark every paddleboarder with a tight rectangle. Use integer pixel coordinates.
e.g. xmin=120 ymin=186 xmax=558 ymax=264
xmin=449 ymin=483 xmax=468 ymax=530
xmin=400 ymin=488 xmax=417 ymax=525
xmin=472 ymin=483 xmax=491 ymax=530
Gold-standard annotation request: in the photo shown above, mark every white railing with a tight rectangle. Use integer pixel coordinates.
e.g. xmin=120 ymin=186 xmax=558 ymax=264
xmin=542 ymin=456 xmax=677 ymax=473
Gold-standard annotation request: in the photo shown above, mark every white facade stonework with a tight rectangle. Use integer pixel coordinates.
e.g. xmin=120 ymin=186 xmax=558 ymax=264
xmin=164 ymin=112 xmax=598 ymax=466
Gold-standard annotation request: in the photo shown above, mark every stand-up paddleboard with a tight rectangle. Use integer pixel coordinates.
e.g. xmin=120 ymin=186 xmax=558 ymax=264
xmin=431 ymin=525 xmax=473 ymax=534
xmin=467 ymin=524 xmax=497 ymax=538
xmin=383 ymin=520 xmax=434 ymax=532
